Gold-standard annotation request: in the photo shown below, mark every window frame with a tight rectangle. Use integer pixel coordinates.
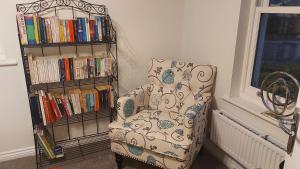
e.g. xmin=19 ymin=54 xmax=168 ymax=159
xmin=240 ymin=4 xmax=300 ymax=105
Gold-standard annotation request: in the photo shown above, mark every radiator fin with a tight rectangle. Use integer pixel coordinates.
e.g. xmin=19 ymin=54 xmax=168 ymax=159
xmin=210 ymin=111 xmax=285 ymax=169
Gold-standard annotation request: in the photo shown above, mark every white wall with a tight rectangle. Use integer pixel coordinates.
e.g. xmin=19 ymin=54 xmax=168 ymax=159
xmin=181 ymin=0 xmax=241 ymax=107
xmin=0 ymin=0 xmax=184 ymax=158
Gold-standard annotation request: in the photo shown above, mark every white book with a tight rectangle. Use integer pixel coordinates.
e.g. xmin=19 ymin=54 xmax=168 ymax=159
xmin=38 ymin=90 xmax=47 ymax=125
xmin=70 ymin=94 xmax=77 ymax=114
xmin=36 ymin=58 xmax=43 ymax=83
xmin=27 ymin=55 xmax=35 ymax=84
xmin=100 ymin=58 xmax=105 ymax=77
xmin=55 ymin=57 xmax=60 ymax=82
xmin=16 ymin=12 xmax=28 ymax=45
xmin=32 ymin=60 xmax=39 ymax=84
xmin=75 ymin=93 xmax=81 ymax=114
xmin=86 ymin=18 xmax=90 ymax=42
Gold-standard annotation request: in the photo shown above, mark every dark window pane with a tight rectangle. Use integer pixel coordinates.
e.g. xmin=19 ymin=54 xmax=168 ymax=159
xmin=251 ymin=14 xmax=300 ymax=88
xmin=270 ymin=0 xmax=300 ymax=6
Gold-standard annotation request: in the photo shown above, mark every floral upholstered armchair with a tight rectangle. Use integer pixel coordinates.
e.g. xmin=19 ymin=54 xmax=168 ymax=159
xmin=109 ymin=58 xmax=217 ymax=169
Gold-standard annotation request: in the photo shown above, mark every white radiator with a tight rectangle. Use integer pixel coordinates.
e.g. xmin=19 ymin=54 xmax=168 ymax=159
xmin=210 ymin=110 xmax=286 ymax=169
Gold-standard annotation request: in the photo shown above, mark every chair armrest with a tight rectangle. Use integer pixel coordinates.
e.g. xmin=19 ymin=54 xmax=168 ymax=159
xmin=184 ymin=96 xmax=212 ymax=140
xmin=116 ymin=84 xmax=152 ymax=121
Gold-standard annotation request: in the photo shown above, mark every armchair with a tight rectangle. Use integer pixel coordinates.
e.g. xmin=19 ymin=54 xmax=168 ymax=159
xmin=109 ymin=58 xmax=217 ymax=169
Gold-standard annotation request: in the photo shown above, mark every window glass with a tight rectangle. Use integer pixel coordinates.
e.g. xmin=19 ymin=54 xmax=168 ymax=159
xmin=270 ymin=0 xmax=300 ymax=6
xmin=251 ymin=13 xmax=300 ymax=88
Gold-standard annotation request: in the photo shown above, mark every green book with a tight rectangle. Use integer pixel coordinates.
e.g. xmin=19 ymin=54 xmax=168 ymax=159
xmin=24 ymin=16 xmax=35 ymax=45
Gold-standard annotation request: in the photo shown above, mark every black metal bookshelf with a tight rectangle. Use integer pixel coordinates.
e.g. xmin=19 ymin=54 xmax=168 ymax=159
xmin=16 ymin=1 xmax=118 ymax=168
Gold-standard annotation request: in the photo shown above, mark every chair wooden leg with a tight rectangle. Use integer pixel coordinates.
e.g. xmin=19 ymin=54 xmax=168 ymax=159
xmin=115 ymin=153 xmax=123 ymax=169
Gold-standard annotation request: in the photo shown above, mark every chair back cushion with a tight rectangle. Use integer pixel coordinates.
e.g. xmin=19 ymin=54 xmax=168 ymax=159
xmin=147 ymin=58 xmax=216 ymax=112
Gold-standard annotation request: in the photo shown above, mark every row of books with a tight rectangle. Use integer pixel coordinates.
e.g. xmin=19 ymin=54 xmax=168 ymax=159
xmin=26 ymin=55 xmax=113 ymax=85
xmin=17 ymin=12 xmax=110 ymax=45
xmin=35 ymin=127 xmax=64 ymax=159
xmin=29 ymin=85 xmax=114 ymax=126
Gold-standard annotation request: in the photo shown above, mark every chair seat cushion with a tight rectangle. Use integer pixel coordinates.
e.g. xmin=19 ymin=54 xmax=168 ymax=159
xmin=109 ymin=109 xmax=194 ymax=160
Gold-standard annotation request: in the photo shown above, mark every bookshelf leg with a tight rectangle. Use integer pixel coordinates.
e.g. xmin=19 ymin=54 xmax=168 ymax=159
xmin=115 ymin=153 xmax=123 ymax=169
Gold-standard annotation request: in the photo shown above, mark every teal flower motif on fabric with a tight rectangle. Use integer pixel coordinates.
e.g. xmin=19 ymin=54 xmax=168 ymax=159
xmin=122 ymin=122 xmax=132 ymax=128
xmin=176 ymin=82 xmax=183 ymax=90
xmin=164 ymin=151 xmax=178 ymax=157
xmin=191 ymin=104 xmax=202 ymax=112
xmin=146 ymin=155 xmax=156 ymax=165
xmin=157 ymin=120 xmax=174 ymax=129
xmin=175 ymin=129 xmax=184 ymax=136
xmin=186 ymin=111 xmax=196 ymax=119
xmin=162 ymin=69 xmax=175 ymax=84
xmin=127 ymin=145 xmax=144 ymax=156
xmin=183 ymin=69 xmax=192 ymax=81
xmin=123 ymin=99 xmax=134 ymax=118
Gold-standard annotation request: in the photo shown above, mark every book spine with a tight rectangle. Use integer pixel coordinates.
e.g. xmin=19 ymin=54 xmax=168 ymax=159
xmin=94 ymin=19 xmax=99 ymax=42
xmin=16 ymin=12 xmax=28 ymax=45
xmin=59 ymin=59 xmax=65 ymax=82
xmin=38 ymin=91 xmax=47 ymax=126
xmin=36 ymin=132 xmax=55 ymax=159
xmin=89 ymin=20 xmax=95 ymax=42
xmin=33 ymin=15 xmax=40 ymax=44
xmin=68 ymin=20 xmax=75 ymax=42
xmin=77 ymin=18 xmax=83 ymax=42
xmin=86 ymin=18 xmax=90 ymax=42
xmin=25 ymin=16 xmax=36 ymax=45
xmin=73 ymin=20 xmax=77 ymax=42
xmin=47 ymin=93 xmax=62 ymax=120
xmin=59 ymin=19 xmax=65 ymax=43
xmin=64 ymin=58 xmax=70 ymax=81
xmin=69 ymin=58 xmax=74 ymax=80
xmin=81 ymin=18 xmax=87 ymax=42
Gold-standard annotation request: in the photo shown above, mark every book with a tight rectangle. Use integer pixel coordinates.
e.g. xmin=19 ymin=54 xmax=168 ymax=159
xmin=89 ymin=20 xmax=95 ymax=41
xmin=24 ymin=16 xmax=35 ymax=45
xmin=47 ymin=93 xmax=62 ymax=120
xmin=16 ymin=12 xmax=28 ymax=45
xmin=68 ymin=20 xmax=75 ymax=42
xmin=38 ymin=90 xmax=47 ymax=126
xmin=33 ymin=14 xmax=40 ymax=44
xmin=64 ymin=58 xmax=71 ymax=81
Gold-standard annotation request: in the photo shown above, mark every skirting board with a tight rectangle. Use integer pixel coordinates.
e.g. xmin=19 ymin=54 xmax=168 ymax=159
xmin=204 ymin=140 xmax=245 ymax=169
xmin=0 ymin=146 xmax=35 ymax=162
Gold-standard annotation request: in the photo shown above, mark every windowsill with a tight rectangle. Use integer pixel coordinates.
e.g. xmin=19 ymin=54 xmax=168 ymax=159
xmin=0 ymin=59 xmax=18 ymax=67
xmin=222 ymin=95 xmax=279 ymax=126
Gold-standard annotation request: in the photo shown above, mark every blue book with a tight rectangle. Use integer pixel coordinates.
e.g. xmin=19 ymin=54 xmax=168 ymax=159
xmin=94 ymin=21 xmax=98 ymax=42
xmin=81 ymin=18 xmax=87 ymax=42
xmin=77 ymin=18 xmax=83 ymax=42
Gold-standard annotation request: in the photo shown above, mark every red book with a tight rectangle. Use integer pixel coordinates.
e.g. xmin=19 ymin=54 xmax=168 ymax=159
xmin=47 ymin=93 xmax=62 ymax=120
xmin=64 ymin=58 xmax=71 ymax=81
xmin=89 ymin=20 xmax=95 ymax=42
xmin=68 ymin=20 xmax=75 ymax=42
xmin=42 ymin=95 xmax=53 ymax=123
xmin=61 ymin=95 xmax=72 ymax=117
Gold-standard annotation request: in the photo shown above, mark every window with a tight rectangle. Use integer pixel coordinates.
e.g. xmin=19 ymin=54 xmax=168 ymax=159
xmin=244 ymin=0 xmax=300 ymax=96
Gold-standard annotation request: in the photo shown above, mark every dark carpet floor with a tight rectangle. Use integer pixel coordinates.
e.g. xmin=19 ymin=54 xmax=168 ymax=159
xmin=0 ymin=148 xmax=227 ymax=169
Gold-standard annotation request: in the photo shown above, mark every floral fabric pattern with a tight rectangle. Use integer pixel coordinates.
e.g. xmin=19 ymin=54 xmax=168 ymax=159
xmin=109 ymin=58 xmax=217 ymax=169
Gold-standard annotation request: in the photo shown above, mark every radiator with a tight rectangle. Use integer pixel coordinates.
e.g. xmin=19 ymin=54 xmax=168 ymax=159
xmin=210 ymin=110 xmax=286 ymax=169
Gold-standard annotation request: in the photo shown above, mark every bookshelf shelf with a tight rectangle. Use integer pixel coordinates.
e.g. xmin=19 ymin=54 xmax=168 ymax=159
xmin=21 ymin=40 xmax=116 ymax=48
xmin=38 ymin=132 xmax=110 ymax=167
xmin=16 ymin=1 xmax=119 ymax=169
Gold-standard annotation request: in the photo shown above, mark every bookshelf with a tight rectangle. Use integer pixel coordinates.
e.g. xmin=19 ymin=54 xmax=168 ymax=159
xmin=16 ymin=0 xmax=119 ymax=168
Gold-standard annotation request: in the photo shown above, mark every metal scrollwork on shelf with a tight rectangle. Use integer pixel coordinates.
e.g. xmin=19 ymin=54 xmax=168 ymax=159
xmin=16 ymin=0 xmax=106 ymax=15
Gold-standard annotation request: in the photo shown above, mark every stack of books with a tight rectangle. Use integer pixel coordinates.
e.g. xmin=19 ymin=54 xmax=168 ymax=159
xmin=29 ymin=86 xmax=114 ymax=126
xmin=16 ymin=12 xmax=110 ymax=45
xmin=26 ymin=55 xmax=113 ymax=85
xmin=35 ymin=127 xmax=64 ymax=159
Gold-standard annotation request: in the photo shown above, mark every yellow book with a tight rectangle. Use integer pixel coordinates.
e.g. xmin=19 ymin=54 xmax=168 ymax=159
xmin=33 ymin=14 xmax=40 ymax=44
xmin=59 ymin=19 xmax=65 ymax=43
